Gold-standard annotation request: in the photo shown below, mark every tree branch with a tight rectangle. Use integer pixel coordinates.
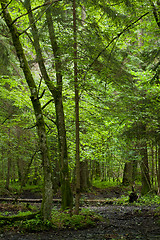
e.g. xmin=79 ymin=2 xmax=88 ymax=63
xmin=12 ymin=2 xmax=52 ymax=25
xmin=84 ymin=12 xmax=149 ymax=78
xmin=42 ymin=99 xmax=54 ymax=110
xmin=19 ymin=0 xmax=62 ymax=36
xmin=149 ymin=0 xmax=160 ymax=28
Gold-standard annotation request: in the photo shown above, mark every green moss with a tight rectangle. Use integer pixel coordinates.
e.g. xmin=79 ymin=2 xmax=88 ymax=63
xmin=51 ymin=208 xmax=102 ymax=230
xmin=0 ymin=207 xmax=102 ymax=233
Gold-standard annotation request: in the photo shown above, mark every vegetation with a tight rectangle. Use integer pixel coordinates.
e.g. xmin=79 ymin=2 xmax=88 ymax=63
xmin=0 ymin=205 xmax=102 ymax=232
xmin=0 ymin=0 xmax=160 ymax=225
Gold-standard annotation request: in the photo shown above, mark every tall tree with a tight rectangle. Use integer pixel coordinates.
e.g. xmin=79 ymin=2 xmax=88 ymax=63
xmin=1 ymin=3 xmax=53 ymax=220
xmin=73 ymin=0 xmax=80 ymax=214
xmin=24 ymin=0 xmax=73 ymax=210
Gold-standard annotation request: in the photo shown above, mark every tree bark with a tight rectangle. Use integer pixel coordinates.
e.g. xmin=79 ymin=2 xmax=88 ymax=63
xmin=157 ymin=143 xmax=160 ymax=194
xmin=2 ymin=5 xmax=53 ymax=220
xmin=24 ymin=0 xmax=73 ymax=210
xmin=140 ymin=140 xmax=151 ymax=195
xmin=139 ymin=124 xmax=151 ymax=195
xmin=45 ymin=3 xmax=73 ymax=210
xmin=122 ymin=161 xmax=133 ymax=186
xmin=6 ymin=128 xmax=11 ymax=189
xmin=80 ymin=160 xmax=90 ymax=191
xmin=73 ymin=0 xmax=81 ymax=214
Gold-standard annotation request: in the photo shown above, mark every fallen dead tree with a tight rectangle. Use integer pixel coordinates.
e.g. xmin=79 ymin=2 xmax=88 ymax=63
xmin=0 ymin=198 xmax=61 ymax=203
xmin=0 ymin=211 xmax=40 ymax=225
xmin=0 ymin=197 xmax=116 ymax=204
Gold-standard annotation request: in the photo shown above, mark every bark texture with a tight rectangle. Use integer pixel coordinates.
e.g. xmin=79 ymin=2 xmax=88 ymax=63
xmin=73 ymin=0 xmax=81 ymax=214
xmin=24 ymin=0 xmax=73 ymax=209
xmin=139 ymin=124 xmax=151 ymax=195
xmin=2 ymin=5 xmax=53 ymax=220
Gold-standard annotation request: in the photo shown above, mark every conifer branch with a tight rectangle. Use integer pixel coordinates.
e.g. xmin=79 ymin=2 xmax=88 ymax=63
xmin=19 ymin=0 xmax=62 ymax=36
xmin=85 ymin=12 xmax=149 ymax=77
xmin=12 ymin=2 xmax=52 ymax=25
xmin=149 ymin=0 xmax=160 ymax=28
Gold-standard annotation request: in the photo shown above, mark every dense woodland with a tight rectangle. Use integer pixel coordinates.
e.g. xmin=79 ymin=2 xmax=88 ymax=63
xmin=0 ymin=0 xmax=160 ymax=221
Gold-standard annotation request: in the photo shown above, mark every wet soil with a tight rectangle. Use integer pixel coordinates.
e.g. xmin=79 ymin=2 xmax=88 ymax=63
xmin=0 ymin=187 xmax=160 ymax=240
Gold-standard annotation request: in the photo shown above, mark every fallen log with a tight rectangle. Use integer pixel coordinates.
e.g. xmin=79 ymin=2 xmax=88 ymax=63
xmin=0 ymin=197 xmax=118 ymax=204
xmin=0 ymin=211 xmax=40 ymax=225
xmin=0 ymin=198 xmax=61 ymax=203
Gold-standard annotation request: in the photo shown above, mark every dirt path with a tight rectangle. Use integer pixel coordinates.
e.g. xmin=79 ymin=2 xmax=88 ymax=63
xmin=1 ymin=204 xmax=160 ymax=240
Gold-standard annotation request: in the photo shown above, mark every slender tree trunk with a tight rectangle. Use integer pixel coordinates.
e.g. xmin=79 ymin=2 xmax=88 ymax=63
xmin=45 ymin=4 xmax=73 ymax=210
xmin=140 ymin=144 xmax=151 ymax=195
xmin=151 ymin=142 xmax=155 ymax=185
xmin=2 ymin=5 xmax=53 ymax=220
xmin=6 ymin=128 xmax=11 ymax=189
xmin=25 ymin=0 xmax=73 ymax=210
xmin=0 ymin=146 xmax=5 ymax=181
xmin=73 ymin=0 xmax=80 ymax=214
xmin=155 ymin=144 xmax=158 ymax=189
xmin=139 ymin=131 xmax=151 ymax=195
xmin=157 ymin=144 xmax=160 ymax=194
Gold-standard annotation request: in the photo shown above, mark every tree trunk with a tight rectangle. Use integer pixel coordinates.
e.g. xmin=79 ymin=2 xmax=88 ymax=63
xmin=122 ymin=161 xmax=133 ymax=186
xmin=157 ymin=144 xmax=160 ymax=194
xmin=6 ymin=128 xmax=11 ymax=189
xmin=151 ymin=142 xmax=155 ymax=185
xmin=73 ymin=0 xmax=80 ymax=214
xmin=45 ymin=4 xmax=73 ymax=210
xmin=80 ymin=160 xmax=90 ymax=191
xmin=136 ymin=122 xmax=151 ymax=195
xmin=140 ymin=139 xmax=151 ymax=195
xmin=24 ymin=0 xmax=73 ymax=210
xmin=132 ymin=159 xmax=138 ymax=182
xmin=2 ymin=5 xmax=53 ymax=220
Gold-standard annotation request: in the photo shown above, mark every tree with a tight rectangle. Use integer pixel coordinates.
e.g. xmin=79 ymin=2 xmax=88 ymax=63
xmin=23 ymin=0 xmax=73 ymax=210
xmin=73 ymin=0 xmax=80 ymax=214
xmin=1 ymin=4 xmax=53 ymax=220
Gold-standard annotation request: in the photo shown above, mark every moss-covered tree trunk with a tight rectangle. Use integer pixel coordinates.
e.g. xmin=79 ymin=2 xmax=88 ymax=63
xmin=46 ymin=8 xmax=73 ymax=209
xmin=140 ymin=140 xmax=151 ymax=195
xmin=24 ymin=0 xmax=73 ymax=209
xmin=139 ymin=124 xmax=151 ymax=195
xmin=80 ymin=160 xmax=90 ymax=191
xmin=2 ymin=5 xmax=53 ymax=220
xmin=73 ymin=0 xmax=80 ymax=214
xmin=122 ymin=161 xmax=133 ymax=186
xmin=157 ymin=143 xmax=160 ymax=194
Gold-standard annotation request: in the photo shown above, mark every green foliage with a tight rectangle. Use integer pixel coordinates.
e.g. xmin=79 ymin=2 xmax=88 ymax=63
xmin=114 ymin=192 xmax=160 ymax=206
xmin=1 ymin=0 xmax=160 ymax=205
xmin=51 ymin=208 xmax=102 ymax=230
xmin=93 ymin=179 xmax=121 ymax=188
xmin=138 ymin=193 xmax=160 ymax=206
xmin=16 ymin=214 xmax=52 ymax=232
xmin=1 ymin=208 xmax=102 ymax=232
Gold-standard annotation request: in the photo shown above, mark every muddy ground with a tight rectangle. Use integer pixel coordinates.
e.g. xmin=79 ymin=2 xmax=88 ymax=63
xmin=0 ymin=187 xmax=160 ymax=240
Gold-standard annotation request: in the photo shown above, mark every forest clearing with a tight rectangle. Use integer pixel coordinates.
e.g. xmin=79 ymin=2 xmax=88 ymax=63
xmin=0 ymin=0 xmax=160 ymax=239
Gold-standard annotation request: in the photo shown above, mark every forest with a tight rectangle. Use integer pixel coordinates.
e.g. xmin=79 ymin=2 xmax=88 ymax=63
xmin=0 ymin=0 xmax=160 ymax=239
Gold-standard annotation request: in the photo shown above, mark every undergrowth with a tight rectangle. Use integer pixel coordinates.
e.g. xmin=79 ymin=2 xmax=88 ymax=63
xmin=113 ymin=192 xmax=160 ymax=206
xmin=0 ymin=208 xmax=102 ymax=233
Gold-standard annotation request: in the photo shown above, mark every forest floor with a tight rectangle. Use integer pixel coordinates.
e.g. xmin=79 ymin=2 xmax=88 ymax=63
xmin=0 ymin=186 xmax=160 ymax=240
